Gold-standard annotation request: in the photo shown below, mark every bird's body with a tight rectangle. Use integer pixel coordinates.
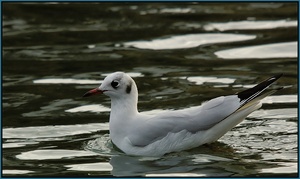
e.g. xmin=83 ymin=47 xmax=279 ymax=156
xmin=83 ymin=72 xmax=282 ymax=156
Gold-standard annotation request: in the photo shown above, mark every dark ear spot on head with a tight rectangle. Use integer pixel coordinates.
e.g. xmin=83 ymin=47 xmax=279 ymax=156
xmin=126 ymin=81 xmax=132 ymax=94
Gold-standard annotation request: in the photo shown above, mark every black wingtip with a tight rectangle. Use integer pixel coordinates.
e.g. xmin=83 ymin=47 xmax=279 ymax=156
xmin=266 ymin=73 xmax=283 ymax=83
xmin=237 ymin=74 xmax=283 ymax=104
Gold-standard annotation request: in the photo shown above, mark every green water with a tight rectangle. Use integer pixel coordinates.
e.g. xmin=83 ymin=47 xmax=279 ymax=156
xmin=2 ymin=2 xmax=298 ymax=177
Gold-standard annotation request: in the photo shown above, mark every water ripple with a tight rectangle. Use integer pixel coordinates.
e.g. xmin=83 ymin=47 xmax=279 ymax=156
xmin=3 ymin=123 xmax=108 ymax=139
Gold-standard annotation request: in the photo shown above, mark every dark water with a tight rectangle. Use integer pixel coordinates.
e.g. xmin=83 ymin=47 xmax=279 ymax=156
xmin=2 ymin=2 xmax=298 ymax=177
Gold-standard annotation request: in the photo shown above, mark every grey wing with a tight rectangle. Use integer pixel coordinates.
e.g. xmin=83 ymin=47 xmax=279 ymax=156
xmin=127 ymin=95 xmax=241 ymax=147
xmin=127 ymin=74 xmax=283 ymax=147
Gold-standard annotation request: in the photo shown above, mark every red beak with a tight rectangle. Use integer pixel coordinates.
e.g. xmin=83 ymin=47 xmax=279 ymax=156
xmin=83 ymin=88 xmax=103 ymax=97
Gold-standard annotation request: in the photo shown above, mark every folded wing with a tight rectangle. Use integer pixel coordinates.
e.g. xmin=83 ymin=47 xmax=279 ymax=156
xmin=128 ymin=74 xmax=283 ymax=147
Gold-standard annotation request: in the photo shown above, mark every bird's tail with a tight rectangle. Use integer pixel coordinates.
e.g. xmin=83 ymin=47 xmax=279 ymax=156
xmin=236 ymin=74 xmax=283 ymax=110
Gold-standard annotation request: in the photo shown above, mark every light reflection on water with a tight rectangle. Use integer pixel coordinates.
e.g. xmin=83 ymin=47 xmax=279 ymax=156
xmin=184 ymin=76 xmax=236 ymax=85
xmin=66 ymin=162 xmax=113 ymax=172
xmin=204 ymin=19 xmax=297 ymax=31
xmin=16 ymin=149 xmax=98 ymax=160
xmin=65 ymin=104 xmax=110 ymax=113
xmin=215 ymin=41 xmax=297 ymax=59
xmin=33 ymin=78 xmax=102 ymax=84
xmin=2 ymin=2 xmax=297 ymax=177
xmin=3 ymin=123 xmax=109 ymax=139
xmin=3 ymin=170 xmax=34 ymax=175
xmin=123 ymin=33 xmax=256 ymax=50
xmin=249 ymin=108 xmax=297 ymax=119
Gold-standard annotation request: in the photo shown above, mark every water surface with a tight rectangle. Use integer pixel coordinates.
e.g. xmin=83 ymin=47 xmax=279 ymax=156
xmin=2 ymin=2 xmax=298 ymax=177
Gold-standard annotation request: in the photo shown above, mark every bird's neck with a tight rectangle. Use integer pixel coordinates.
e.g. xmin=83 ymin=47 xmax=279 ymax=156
xmin=110 ymin=94 xmax=139 ymax=117
xmin=109 ymin=92 xmax=139 ymax=147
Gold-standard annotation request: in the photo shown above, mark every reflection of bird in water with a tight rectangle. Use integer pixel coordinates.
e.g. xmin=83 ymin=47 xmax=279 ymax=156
xmin=109 ymin=142 xmax=239 ymax=177
xmin=84 ymin=72 xmax=282 ymax=156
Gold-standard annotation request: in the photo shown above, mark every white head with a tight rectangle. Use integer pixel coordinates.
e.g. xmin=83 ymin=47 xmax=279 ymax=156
xmin=83 ymin=72 xmax=138 ymax=107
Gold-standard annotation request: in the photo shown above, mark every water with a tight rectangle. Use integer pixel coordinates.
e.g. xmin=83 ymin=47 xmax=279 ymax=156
xmin=2 ymin=2 xmax=298 ymax=177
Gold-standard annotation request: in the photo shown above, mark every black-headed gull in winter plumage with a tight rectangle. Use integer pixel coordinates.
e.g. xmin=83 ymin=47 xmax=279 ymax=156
xmin=83 ymin=72 xmax=282 ymax=156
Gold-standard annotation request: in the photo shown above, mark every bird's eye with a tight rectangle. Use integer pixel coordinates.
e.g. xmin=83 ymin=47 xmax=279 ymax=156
xmin=111 ymin=80 xmax=120 ymax=89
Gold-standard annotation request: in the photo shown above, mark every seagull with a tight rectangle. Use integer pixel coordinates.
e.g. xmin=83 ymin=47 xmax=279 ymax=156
xmin=83 ymin=72 xmax=282 ymax=156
